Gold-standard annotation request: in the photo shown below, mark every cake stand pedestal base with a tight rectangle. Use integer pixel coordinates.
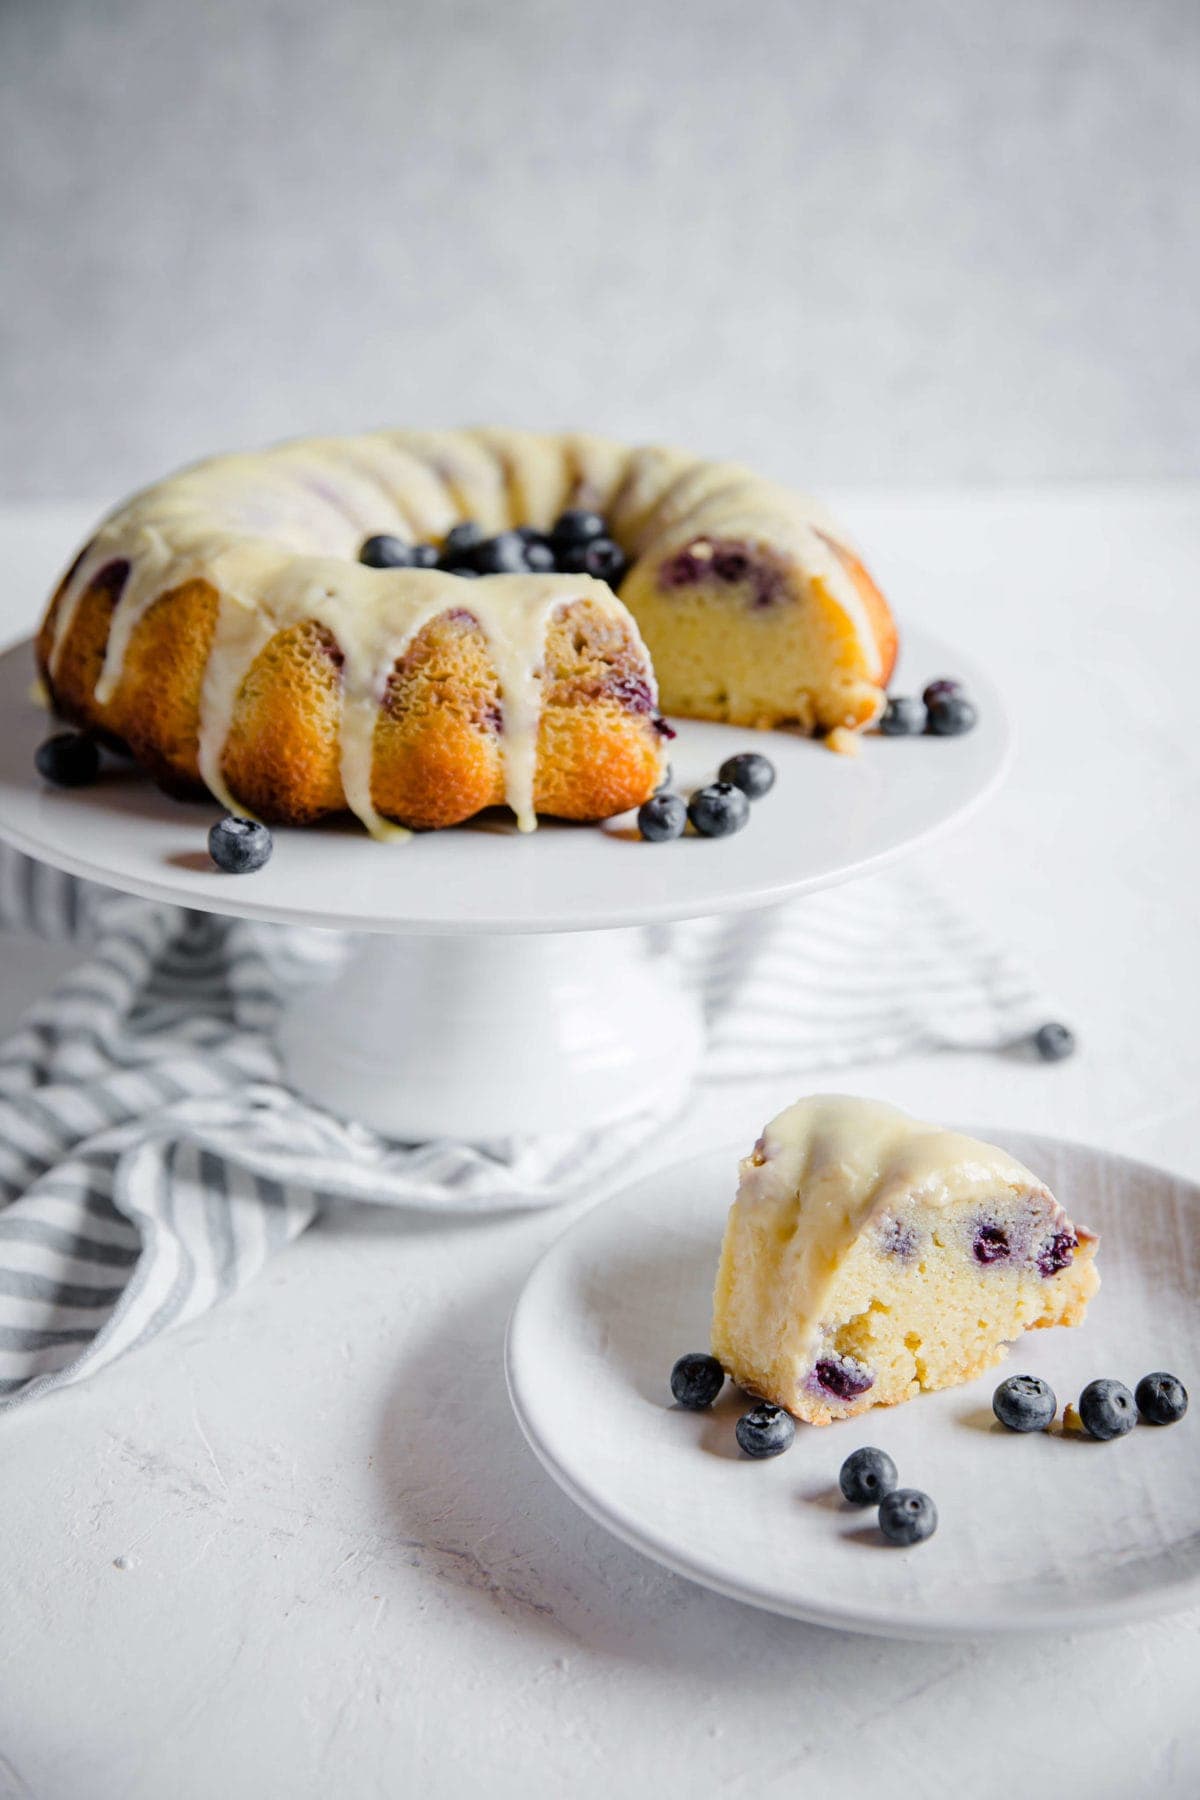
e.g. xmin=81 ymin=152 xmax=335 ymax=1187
xmin=276 ymin=928 xmax=704 ymax=1143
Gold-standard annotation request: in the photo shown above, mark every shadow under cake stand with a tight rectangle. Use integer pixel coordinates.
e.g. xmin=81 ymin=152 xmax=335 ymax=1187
xmin=0 ymin=631 xmax=1009 ymax=1142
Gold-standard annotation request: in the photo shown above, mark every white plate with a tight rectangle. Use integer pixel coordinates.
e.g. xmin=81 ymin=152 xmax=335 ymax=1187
xmin=0 ymin=627 xmax=1008 ymax=934
xmin=506 ymin=1131 xmax=1200 ymax=1638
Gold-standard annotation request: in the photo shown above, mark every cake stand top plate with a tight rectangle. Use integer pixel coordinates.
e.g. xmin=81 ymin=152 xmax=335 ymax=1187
xmin=0 ymin=630 xmax=1008 ymax=935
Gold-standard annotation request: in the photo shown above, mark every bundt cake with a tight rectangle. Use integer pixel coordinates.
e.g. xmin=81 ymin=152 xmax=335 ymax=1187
xmin=36 ymin=430 xmax=898 ymax=837
xmin=712 ymin=1096 xmax=1099 ymax=1425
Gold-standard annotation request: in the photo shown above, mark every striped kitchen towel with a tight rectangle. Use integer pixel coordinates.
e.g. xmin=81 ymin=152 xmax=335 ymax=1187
xmin=0 ymin=846 xmax=1050 ymax=1407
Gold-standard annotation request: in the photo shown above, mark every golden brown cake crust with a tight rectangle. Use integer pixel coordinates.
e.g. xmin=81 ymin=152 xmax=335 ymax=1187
xmin=37 ymin=430 xmax=897 ymax=834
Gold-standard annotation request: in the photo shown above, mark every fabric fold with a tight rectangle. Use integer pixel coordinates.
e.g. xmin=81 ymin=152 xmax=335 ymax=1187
xmin=0 ymin=845 xmax=1052 ymax=1407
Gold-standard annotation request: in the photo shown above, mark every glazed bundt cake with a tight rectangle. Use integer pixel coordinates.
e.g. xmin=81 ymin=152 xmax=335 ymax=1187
xmin=36 ymin=430 xmax=898 ymax=837
xmin=712 ymin=1096 xmax=1099 ymax=1425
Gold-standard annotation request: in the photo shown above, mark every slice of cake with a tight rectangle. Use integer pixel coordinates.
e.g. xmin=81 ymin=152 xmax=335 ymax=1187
xmin=712 ymin=1096 xmax=1099 ymax=1425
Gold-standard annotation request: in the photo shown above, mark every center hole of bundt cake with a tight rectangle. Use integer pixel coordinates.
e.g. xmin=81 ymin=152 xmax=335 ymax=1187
xmin=357 ymin=511 xmax=629 ymax=587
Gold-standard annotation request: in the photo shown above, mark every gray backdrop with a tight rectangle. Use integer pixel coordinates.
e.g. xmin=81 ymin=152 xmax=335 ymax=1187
xmin=2 ymin=0 xmax=1197 ymax=500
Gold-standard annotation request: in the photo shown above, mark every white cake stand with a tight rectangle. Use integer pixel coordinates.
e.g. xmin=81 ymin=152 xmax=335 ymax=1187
xmin=0 ymin=633 xmax=1009 ymax=1140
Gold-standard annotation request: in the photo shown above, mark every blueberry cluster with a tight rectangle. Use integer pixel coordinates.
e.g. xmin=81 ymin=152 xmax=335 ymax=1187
xmin=638 ymin=751 xmax=776 ymax=843
xmin=359 ymin=509 xmax=629 ymax=586
xmin=993 ymin=1369 xmax=1187 ymax=1438
xmin=879 ymin=676 xmax=978 ymax=738
xmin=667 ymin=1353 xmax=936 ymax=1543
xmin=839 ymin=1447 xmax=937 ymax=1544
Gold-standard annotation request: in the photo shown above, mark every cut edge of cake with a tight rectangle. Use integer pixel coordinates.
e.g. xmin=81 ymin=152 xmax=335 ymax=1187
xmin=711 ymin=1095 xmax=1099 ymax=1425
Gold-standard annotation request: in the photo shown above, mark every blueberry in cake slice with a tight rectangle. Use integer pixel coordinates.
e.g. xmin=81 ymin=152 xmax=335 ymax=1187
xmin=711 ymin=1096 xmax=1099 ymax=1425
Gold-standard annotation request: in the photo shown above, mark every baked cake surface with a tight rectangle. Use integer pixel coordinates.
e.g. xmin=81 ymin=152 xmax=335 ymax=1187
xmin=36 ymin=429 xmax=897 ymax=837
xmin=712 ymin=1095 xmax=1099 ymax=1424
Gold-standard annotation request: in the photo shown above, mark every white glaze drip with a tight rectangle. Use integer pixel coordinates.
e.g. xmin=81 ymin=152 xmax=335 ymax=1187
xmin=716 ymin=1096 xmax=1052 ymax=1373
xmin=44 ymin=429 xmax=887 ymax=837
xmin=49 ymin=451 xmax=635 ymax=840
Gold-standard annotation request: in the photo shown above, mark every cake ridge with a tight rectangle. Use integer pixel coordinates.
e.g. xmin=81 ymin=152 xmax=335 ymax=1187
xmin=37 ymin=430 xmax=898 ymax=836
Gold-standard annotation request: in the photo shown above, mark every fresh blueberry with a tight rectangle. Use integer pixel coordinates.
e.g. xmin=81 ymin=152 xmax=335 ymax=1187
xmin=718 ymin=752 xmax=776 ymax=799
xmin=1077 ymin=1378 xmax=1137 ymax=1441
xmin=523 ymin=540 xmax=557 ymax=572
xmin=992 ymin=1373 xmax=1057 ymax=1432
xmin=449 ymin=566 xmax=482 ymax=579
xmin=410 ymin=543 xmax=440 ymax=568
xmin=552 ymin=508 xmax=607 ymax=547
xmin=878 ymin=1488 xmax=938 ymax=1546
xmin=922 ymin=678 xmax=963 ymax=708
xmin=1033 ymin=1021 xmax=1076 ymax=1062
xmin=735 ymin=1402 xmax=796 ymax=1459
xmin=638 ymin=793 xmax=687 ymax=842
xmin=670 ymin=1352 xmax=725 ymax=1410
xmin=559 ymin=537 xmax=628 ymax=584
xmin=35 ymin=732 xmax=100 ymax=789
xmin=1135 ymin=1371 xmax=1188 ymax=1426
xmin=472 ymin=530 xmax=529 ymax=575
xmin=359 ymin=533 xmax=416 ymax=568
xmin=839 ymin=1446 xmax=899 ymax=1505
xmin=879 ymin=695 xmax=926 ymax=737
xmin=925 ymin=694 xmax=978 ymax=737
xmin=441 ymin=520 xmax=486 ymax=564
xmin=208 ymin=815 xmax=274 ymax=874
xmin=687 ymin=782 xmax=750 ymax=839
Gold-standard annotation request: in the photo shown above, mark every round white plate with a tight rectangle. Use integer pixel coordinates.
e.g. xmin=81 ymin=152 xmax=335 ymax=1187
xmin=0 ymin=628 xmax=1009 ymax=934
xmin=507 ymin=1130 xmax=1200 ymax=1638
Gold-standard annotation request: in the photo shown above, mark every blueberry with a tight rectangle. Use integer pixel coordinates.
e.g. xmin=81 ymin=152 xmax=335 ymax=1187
xmin=638 ymin=793 xmax=687 ymax=842
xmin=839 ymin=1446 xmax=899 ymax=1505
xmin=559 ymin=537 xmax=628 ymax=584
xmin=992 ymin=1373 xmax=1057 ymax=1432
xmin=878 ymin=1488 xmax=938 ymax=1546
xmin=735 ymin=1402 xmax=795 ymax=1459
xmin=441 ymin=520 xmax=486 ymax=565
xmin=1077 ymin=1378 xmax=1137 ymax=1441
xmin=878 ymin=696 xmax=926 ymax=737
xmin=1036 ymin=1231 xmax=1077 ymax=1277
xmin=925 ymin=694 xmax=978 ymax=737
xmin=718 ymin=752 xmax=776 ymax=799
xmin=670 ymin=1352 xmax=725 ymax=1410
xmin=410 ymin=543 xmax=440 ymax=569
xmin=552 ymin=508 xmax=606 ymax=547
xmin=471 ymin=530 xmax=529 ymax=575
xmin=972 ymin=1223 xmax=1010 ymax=1265
xmin=449 ymin=566 xmax=482 ymax=579
xmin=814 ymin=1355 xmax=874 ymax=1400
xmin=523 ymin=540 xmax=557 ymax=573
xmin=359 ymin=533 xmax=416 ymax=568
xmin=35 ymin=732 xmax=100 ymax=789
xmin=1033 ymin=1021 xmax=1076 ymax=1062
xmin=1135 ymin=1371 xmax=1188 ymax=1426
xmin=922 ymin=678 xmax=962 ymax=708
xmin=687 ymin=782 xmax=750 ymax=839
xmin=208 ymin=815 xmax=273 ymax=874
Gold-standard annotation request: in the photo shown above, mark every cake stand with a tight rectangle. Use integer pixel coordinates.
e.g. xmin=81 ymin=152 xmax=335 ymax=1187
xmin=0 ymin=632 xmax=1009 ymax=1141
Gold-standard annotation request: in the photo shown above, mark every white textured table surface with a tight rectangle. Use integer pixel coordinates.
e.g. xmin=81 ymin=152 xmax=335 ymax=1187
xmin=1 ymin=490 xmax=1198 ymax=1799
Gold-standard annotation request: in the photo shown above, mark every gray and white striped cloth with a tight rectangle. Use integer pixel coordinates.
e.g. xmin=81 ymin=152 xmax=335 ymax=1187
xmin=0 ymin=845 xmax=1050 ymax=1407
